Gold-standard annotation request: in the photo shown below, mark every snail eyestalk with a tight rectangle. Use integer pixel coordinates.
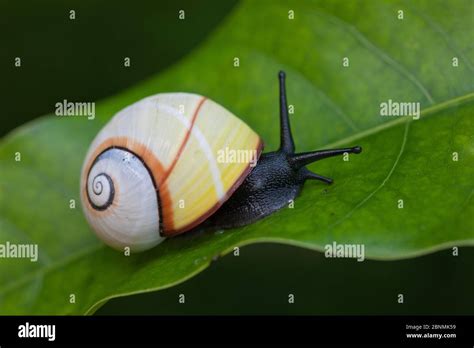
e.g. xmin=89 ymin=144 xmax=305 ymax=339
xmin=289 ymin=146 xmax=362 ymax=169
xmin=299 ymin=167 xmax=333 ymax=184
xmin=277 ymin=71 xmax=361 ymax=183
xmin=278 ymin=71 xmax=295 ymax=154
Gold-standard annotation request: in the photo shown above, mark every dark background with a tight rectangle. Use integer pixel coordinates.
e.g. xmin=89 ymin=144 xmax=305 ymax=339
xmin=0 ymin=0 xmax=237 ymax=135
xmin=1 ymin=0 xmax=472 ymax=315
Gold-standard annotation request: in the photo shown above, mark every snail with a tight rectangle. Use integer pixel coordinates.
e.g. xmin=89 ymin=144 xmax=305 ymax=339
xmin=81 ymin=71 xmax=362 ymax=252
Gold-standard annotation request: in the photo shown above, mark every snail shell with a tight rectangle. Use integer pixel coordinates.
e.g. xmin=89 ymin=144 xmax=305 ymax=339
xmin=81 ymin=93 xmax=262 ymax=252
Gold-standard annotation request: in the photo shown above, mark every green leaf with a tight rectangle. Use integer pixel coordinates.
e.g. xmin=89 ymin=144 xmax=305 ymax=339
xmin=1 ymin=0 xmax=473 ymax=314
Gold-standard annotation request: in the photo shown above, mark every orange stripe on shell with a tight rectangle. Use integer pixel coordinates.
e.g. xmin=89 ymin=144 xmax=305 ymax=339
xmin=161 ymin=97 xmax=207 ymax=184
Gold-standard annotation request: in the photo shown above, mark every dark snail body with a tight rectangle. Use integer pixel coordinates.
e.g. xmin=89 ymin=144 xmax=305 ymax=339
xmin=196 ymin=72 xmax=362 ymax=232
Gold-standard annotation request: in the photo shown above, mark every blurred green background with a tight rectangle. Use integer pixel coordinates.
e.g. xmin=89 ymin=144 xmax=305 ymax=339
xmin=1 ymin=0 xmax=472 ymax=315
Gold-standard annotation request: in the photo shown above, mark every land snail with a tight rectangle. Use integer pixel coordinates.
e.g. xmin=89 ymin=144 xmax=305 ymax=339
xmin=81 ymin=71 xmax=362 ymax=252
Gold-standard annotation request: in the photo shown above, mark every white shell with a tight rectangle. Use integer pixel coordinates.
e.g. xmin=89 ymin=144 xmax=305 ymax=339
xmin=81 ymin=93 xmax=262 ymax=252
xmin=84 ymin=148 xmax=164 ymax=252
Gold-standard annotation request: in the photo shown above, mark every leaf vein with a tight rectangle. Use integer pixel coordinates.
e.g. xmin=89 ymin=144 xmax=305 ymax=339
xmin=328 ymin=121 xmax=410 ymax=229
xmin=312 ymin=9 xmax=436 ymax=104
